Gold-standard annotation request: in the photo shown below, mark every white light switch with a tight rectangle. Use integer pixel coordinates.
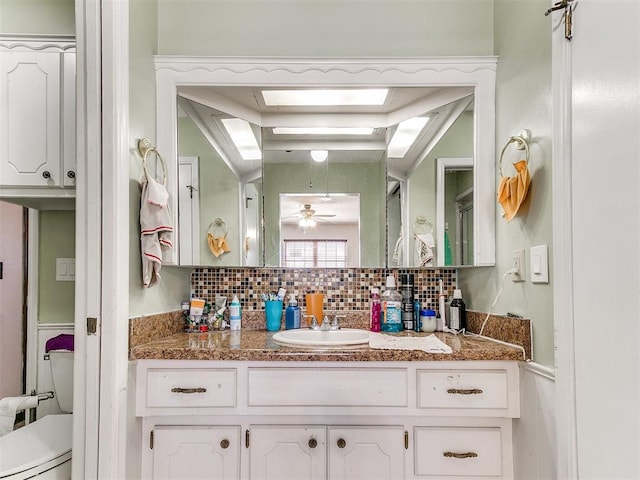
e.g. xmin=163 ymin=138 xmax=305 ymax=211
xmin=530 ymin=245 xmax=549 ymax=284
xmin=56 ymin=258 xmax=76 ymax=281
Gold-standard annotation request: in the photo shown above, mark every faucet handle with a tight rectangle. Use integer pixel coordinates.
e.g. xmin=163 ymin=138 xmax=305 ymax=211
xmin=303 ymin=314 xmax=319 ymax=330
xmin=331 ymin=314 xmax=346 ymax=330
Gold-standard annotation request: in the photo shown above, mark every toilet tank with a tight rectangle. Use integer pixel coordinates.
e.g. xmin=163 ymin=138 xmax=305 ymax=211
xmin=49 ymin=351 xmax=74 ymax=413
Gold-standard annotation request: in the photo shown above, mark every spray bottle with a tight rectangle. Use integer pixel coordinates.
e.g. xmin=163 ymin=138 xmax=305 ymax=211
xmin=229 ymin=294 xmax=242 ymax=331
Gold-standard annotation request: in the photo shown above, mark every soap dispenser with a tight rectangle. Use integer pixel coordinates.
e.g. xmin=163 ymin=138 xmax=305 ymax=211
xmin=285 ymin=293 xmax=301 ymax=329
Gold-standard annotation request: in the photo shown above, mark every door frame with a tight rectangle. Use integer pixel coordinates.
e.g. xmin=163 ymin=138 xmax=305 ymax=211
xmin=551 ymin=5 xmax=579 ymax=478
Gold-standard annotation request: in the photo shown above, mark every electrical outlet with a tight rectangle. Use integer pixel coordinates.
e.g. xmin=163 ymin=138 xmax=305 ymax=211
xmin=512 ymin=249 xmax=525 ymax=282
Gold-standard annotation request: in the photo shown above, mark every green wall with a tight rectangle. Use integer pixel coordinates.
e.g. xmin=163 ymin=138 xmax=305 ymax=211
xmin=459 ymin=0 xmax=553 ymax=365
xmin=264 ymin=160 xmax=385 ymax=267
xmin=38 ymin=211 xmax=75 ymax=323
xmin=129 ymin=0 xmax=190 ymax=316
xmin=0 ymin=0 xmax=74 ymax=34
xmin=178 ymin=116 xmax=242 ymax=265
xmin=156 ymin=0 xmax=493 ymax=56
xmin=408 ymin=111 xmax=474 ymax=263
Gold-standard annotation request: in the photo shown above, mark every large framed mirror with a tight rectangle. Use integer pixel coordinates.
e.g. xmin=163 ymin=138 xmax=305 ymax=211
xmin=156 ymin=57 xmax=496 ymax=268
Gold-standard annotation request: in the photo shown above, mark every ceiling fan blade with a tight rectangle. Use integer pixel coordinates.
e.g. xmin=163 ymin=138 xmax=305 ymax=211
xmin=314 ymin=214 xmax=336 ymax=217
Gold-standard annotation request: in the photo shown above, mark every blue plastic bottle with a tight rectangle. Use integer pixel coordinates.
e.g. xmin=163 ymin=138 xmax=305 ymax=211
xmin=285 ymin=293 xmax=301 ymax=329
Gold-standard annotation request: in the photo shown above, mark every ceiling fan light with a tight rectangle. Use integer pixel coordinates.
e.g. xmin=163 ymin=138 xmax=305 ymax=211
xmin=310 ymin=150 xmax=328 ymax=163
xmin=299 ymin=217 xmax=317 ymax=228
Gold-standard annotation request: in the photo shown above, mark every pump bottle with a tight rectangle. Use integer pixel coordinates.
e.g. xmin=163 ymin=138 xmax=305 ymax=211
xmin=285 ymin=293 xmax=301 ymax=329
xmin=370 ymin=288 xmax=381 ymax=332
xmin=381 ymin=275 xmax=402 ymax=332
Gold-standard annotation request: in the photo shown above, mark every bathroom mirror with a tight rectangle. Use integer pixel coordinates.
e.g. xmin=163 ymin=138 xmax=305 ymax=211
xmin=156 ymin=57 xmax=496 ymax=268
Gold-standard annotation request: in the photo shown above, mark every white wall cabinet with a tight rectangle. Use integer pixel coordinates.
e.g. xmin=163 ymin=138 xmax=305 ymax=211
xmin=136 ymin=360 xmax=519 ymax=479
xmin=0 ymin=37 xmax=76 ymax=206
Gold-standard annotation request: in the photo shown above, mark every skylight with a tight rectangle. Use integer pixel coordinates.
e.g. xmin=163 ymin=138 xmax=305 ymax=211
xmin=262 ymin=89 xmax=389 ymax=106
xmin=387 ymin=117 xmax=429 ymax=158
xmin=221 ymin=118 xmax=262 ymax=160
xmin=272 ymin=127 xmax=375 ymax=135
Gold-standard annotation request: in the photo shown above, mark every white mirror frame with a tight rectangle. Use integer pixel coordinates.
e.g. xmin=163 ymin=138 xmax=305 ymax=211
xmin=155 ymin=56 xmax=497 ymax=267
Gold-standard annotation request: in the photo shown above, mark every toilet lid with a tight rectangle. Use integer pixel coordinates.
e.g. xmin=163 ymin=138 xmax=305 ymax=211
xmin=0 ymin=414 xmax=72 ymax=477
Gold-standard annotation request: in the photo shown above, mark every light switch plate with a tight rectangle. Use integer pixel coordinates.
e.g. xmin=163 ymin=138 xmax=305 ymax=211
xmin=56 ymin=258 xmax=76 ymax=281
xmin=530 ymin=245 xmax=549 ymax=284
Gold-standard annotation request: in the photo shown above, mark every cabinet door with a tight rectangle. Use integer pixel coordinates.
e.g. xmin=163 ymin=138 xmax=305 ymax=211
xmin=61 ymin=50 xmax=76 ymax=187
xmin=328 ymin=426 xmax=405 ymax=480
xmin=153 ymin=426 xmax=240 ymax=480
xmin=0 ymin=51 xmax=62 ymax=187
xmin=250 ymin=425 xmax=326 ymax=480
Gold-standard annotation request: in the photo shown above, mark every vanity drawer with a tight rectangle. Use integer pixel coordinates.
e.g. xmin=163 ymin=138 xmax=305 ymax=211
xmin=145 ymin=368 xmax=236 ymax=408
xmin=248 ymin=367 xmax=407 ymax=407
xmin=414 ymin=426 xmax=503 ymax=477
xmin=417 ymin=369 xmax=510 ymax=413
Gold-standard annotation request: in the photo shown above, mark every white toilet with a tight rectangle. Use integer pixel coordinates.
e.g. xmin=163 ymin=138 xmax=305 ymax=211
xmin=0 ymin=350 xmax=73 ymax=479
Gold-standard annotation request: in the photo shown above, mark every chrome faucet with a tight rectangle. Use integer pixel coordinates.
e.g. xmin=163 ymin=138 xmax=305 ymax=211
xmin=304 ymin=314 xmax=320 ymax=330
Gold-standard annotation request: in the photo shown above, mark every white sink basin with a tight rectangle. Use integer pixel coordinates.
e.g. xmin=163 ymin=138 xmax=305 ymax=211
xmin=272 ymin=328 xmax=371 ymax=347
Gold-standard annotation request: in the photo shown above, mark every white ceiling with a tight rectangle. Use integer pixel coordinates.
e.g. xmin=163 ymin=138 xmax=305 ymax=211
xmin=177 ymin=85 xmax=474 ymax=180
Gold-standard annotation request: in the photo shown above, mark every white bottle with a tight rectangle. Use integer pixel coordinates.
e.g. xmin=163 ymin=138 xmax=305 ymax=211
xmin=229 ymin=295 xmax=241 ymax=331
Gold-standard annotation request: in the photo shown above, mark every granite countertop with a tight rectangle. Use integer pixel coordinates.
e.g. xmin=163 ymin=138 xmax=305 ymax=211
xmin=130 ymin=328 xmax=525 ymax=362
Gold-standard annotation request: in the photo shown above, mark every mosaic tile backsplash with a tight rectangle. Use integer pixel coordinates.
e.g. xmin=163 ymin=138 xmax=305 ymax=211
xmin=191 ymin=267 xmax=457 ymax=311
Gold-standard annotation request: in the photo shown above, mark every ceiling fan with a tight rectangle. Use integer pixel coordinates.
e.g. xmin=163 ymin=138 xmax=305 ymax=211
xmin=283 ymin=203 xmax=336 ymax=227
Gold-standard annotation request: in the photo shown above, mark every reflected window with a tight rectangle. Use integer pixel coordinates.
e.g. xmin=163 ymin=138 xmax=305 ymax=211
xmin=284 ymin=239 xmax=347 ymax=268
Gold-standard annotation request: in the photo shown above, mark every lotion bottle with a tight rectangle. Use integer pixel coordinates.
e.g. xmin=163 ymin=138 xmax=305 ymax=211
xmin=229 ymin=295 xmax=242 ymax=331
xmin=285 ymin=293 xmax=301 ymax=329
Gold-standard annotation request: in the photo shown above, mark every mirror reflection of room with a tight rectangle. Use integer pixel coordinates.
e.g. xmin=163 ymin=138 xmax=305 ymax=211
xmin=174 ymin=86 xmax=478 ymax=268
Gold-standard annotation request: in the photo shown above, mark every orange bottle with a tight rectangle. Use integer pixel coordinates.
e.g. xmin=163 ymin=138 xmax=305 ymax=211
xmin=305 ymin=292 xmax=324 ymax=327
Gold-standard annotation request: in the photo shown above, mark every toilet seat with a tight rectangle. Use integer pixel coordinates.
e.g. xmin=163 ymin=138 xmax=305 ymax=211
xmin=0 ymin=414 xmax=72 ymax=479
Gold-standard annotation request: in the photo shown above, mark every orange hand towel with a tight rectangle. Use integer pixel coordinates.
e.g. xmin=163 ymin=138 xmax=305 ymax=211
xmin=497 ymin=159 xmax=531 ymax=222
xmin=207 ymin=233 xmax=231 ymax=258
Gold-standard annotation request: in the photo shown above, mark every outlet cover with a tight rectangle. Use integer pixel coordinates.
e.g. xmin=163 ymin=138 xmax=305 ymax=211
xmin=530 ymin=245 xmax=549 ymax=284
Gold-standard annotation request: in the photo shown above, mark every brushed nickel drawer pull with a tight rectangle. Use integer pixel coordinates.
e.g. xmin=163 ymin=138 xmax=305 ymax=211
xmin=447 ymin=388 xmax=483 ymax=395
xmin=220 ymin=439 xmax=230 ymax=449
xmin=444 ymin=451 xmax=478 ymax=459
xmin=170 ymin=387 xmax=207 ymax=394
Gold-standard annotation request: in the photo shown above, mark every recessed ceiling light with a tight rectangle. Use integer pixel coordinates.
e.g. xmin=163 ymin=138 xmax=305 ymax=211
xmin=387 ymin=117 xmax=429 ymax=158
xmin=262 ymin=89 xmax=388 ymax=106
xmin=221 ymin=118 xmax=261 ymax=160
xmin=272 ymin=127 xmax=375 ymax=135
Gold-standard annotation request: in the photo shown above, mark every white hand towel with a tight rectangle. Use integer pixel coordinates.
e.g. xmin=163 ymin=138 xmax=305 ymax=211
xmin=414 ymin=232 xmax=435 ymax=267
xmin=392 ymin=233 xmax=403 ymax=265
xmin=369 ymin=333 xmax=452 ymax=354
xmin=0 ymin=396 xmax=38 ymax=437
xmin=140 ymin=174 xmax=173 ymax=288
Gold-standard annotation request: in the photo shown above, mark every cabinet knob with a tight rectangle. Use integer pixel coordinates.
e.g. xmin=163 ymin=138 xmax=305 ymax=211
xmin=308 ymin=438 xmax=317 ymax=449
xmin=42 ymin=171 xmax=51 ymax=179
xmin=337 ymin=438 xmax=346 ymax=449
xmin=67 ymin=170 xmax=75 ymax=179
xmin=220 ymin=439 xmax=230 ymax=449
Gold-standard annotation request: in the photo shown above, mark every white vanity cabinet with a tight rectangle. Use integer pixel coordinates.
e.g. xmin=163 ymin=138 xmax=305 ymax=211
xmin=135 ymin=360 xmax=519 ymax=480
xmin=152 ymin=426 xmax=241 ymax=480
xmin=249 ymin=425 xmax=404 ymax=480
xmin=0 ymin=37 xmax=76 ymax=201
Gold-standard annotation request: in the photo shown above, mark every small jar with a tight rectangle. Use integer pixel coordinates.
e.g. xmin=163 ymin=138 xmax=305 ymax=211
xmin=420 ymin=309 xmax=437 ymax=333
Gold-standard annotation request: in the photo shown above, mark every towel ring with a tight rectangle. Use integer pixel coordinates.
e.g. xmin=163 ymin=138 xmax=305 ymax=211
xmin=413 ymin=215 xmax=433 ymax=234
xmin=207 ymin=218 xmax=227 ymax=236
xmin=138 ymin=138 xmax=168 ymax=185
xmin=498 ymin=130 xmax=530 ymax=176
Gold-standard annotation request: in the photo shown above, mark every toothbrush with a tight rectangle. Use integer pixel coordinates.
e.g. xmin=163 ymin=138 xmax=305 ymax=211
xmin=438 ymin=279 xmax=447 ymax=328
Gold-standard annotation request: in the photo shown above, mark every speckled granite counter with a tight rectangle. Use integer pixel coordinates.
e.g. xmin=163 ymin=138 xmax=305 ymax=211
xmin=130 ymin=329 xmax=525 ymax=362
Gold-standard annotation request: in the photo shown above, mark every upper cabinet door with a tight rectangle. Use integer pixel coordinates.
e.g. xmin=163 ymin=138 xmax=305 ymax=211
xmin=0 ymin=50 xmax=62 ymax=187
